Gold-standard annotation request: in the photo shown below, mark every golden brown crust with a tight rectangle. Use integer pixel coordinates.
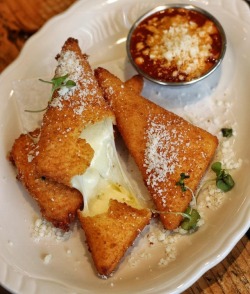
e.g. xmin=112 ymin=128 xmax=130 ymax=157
xmin=95 ymin=67 xmax=218 ymax=230
xmin=124 ymin=75 xmax=144 ymax=95
xmin=9 ymin=131 xmax=83 ymax=231
xmin=78 ymin=199 xmax=151 ymax=277
xmin=35 ymin=38 xmax=114 ymax=187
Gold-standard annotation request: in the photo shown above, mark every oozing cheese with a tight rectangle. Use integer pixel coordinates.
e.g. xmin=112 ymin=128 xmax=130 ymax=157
xmin=71 ymin=118 xmax=141 ymax=216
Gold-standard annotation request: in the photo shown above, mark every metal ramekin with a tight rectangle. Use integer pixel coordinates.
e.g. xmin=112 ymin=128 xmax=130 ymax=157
xmin=126 ymin=4 xmax=227 ymax=86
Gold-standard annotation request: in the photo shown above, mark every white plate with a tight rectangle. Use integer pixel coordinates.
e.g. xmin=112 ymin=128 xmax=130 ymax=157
xmin=0 ymin=0 xmax=250 ymax=293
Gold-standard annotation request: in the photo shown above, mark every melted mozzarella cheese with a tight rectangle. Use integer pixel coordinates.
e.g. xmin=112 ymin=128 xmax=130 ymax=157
xmin=71 ymin=118 xmax=141 ymax=216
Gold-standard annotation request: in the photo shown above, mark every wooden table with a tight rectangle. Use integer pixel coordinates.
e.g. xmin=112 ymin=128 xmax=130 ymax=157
xmin=0 ymin=1 xmax=249 ymax=293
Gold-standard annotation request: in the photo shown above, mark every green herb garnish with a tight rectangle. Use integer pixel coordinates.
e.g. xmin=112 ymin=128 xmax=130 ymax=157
xmin=39 ymin=74 xmax=76 ymax=98
xmin=175 ymin=173 xmax=201 ymax=231
xmin=181 ymin=207 xmax=200 ymax=231
xmin=176 ymin=173 xmax=190 ymax=192
xmin=25 ymin=74 xmax=76 ymax=113
xmin=150 ymin=208 xmax=200 ymax=232
xmin=221 ymin=128 xmax=233 ymax=138
xmin=211 ymin=162 xmax=235 ymax=192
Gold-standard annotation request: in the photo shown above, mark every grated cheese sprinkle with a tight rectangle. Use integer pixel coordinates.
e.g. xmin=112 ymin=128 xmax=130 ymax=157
xmin=143 ymin=116 xmax=183 ymax=193
xmin=32 ymin=218 xmax=71 ymax=242
xmin=50 ymin=50 xmax=101 ymax=115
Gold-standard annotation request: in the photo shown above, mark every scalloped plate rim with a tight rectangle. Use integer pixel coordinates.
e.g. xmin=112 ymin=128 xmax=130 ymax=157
xmin=0 ymin=0 xmax=250 ymax=293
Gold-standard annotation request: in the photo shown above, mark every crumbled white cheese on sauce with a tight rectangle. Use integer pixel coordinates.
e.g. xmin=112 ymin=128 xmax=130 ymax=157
xmin=151 ymin=21 xmax=213 ymax=75
xmin=131 ymin=10 xmax=221 ymax=82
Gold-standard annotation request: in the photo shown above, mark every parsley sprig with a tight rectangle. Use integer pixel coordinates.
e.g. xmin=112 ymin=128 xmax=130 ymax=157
xmin=25 ymin=74 xmax=76 ymax=113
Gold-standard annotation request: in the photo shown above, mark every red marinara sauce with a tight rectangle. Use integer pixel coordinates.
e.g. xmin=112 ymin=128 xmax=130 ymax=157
xmin=129 ymin=7 xmax=224 ymax=84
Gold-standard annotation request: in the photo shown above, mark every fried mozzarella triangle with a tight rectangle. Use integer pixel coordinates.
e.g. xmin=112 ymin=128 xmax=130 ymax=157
xmin=95 ymin=67 xmax=218 ymax=230
xmin=9 ymin=130 xmax=83 ymax=231
xmin=35 ymin=38 xmax=114 ymax=187
xmin=78 ymin=199 xmax=151 ymax=277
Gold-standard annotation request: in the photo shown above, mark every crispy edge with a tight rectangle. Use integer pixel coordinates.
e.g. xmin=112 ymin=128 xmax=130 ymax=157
xmin=78 ymin=199 xmax=151 ymax=277
xmin=9 ymin=131 xmax=83 ymax=231
xmin=125 ymin=74 xmax=144 ymax=95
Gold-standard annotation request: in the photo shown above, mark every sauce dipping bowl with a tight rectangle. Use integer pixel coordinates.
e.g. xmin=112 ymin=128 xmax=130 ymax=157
xmin=126 ymin=4 xmax=227 ymax=86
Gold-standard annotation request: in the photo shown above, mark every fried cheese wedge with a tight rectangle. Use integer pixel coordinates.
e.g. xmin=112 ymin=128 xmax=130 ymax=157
xmin=78 ymin=199 xmax=151 ymax=277
xmin=35 ymin=37 xmax=114 ymax=187
xmin=9 ymin=130 xmax=83 ymax=231
xmin=32 ymin=38 xmax=151 ymax=276
xmin=95 ymin=67 xmax=218 ymax=230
